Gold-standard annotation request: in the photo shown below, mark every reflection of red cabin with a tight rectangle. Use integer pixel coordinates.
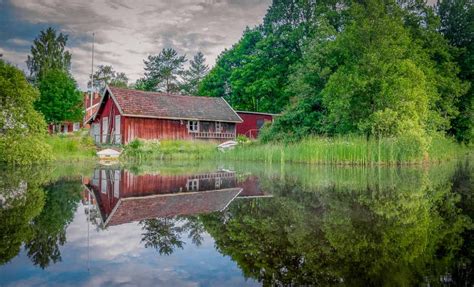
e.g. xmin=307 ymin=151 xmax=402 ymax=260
xmin=87 ymin=86 xmax=242 ymax=145
xmin=84 ymin=169 xmax=271 ymax=227
xmin=236 ymin=111 xmax=276 ymax=139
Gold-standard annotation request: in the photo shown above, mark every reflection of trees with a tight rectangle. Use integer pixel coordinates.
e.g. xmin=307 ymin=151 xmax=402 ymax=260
xmin=24 ymin=179 xmax=82 ymax=268
xmin=0 ymin=168 xmax=48 ymax=265
xmin=140 ymin=215 xmax=206 ymax=255
xmin=200 ymin=163 xmax=473 ymax=286
xmin=140 ymin=218 xmax=185 ymax=255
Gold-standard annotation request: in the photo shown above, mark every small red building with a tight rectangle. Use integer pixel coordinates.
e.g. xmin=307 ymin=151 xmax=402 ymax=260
xmin=236 ymin=111 xmax=276 ymax=139
xmin=88 ymin=86 xmax=242 ymax=144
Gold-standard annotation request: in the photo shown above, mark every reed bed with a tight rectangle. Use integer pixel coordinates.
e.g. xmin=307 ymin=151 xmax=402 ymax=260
xmin=218 ymin=135 xmax=468 ymax=165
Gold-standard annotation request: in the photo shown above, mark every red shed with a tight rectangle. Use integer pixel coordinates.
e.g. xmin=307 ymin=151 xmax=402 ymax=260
xmin=88 ymin=86 xmax=242 ymax=144
xmin=236 ymin=111 xmax=276 ymax=139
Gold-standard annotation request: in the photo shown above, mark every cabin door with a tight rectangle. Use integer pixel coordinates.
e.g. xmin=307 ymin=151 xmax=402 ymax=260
xmin=114 ymin=115 xmax=121 ymax=144
xmin=102 ymin=117 xmax=108 ymax=144
xmin=92 ymin=123 xmax=100 ymax=144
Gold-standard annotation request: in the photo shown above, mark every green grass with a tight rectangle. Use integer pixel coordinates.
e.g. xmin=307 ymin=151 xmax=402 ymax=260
xmin=121 ymin=139 xmax=216 ymax=162
xmin=45 ymin=131 xmax=97 ymax=162
xmin=217 ymin=135 xmax=470 ymax=165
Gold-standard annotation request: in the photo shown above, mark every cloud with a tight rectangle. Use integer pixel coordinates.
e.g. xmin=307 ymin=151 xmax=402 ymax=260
xmin=3 ymin=0 xmax=271 ymax=90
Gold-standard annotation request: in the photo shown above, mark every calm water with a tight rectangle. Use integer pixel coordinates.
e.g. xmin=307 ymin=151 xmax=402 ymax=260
xmin=0 ymin=159 xmax=473 ymax=286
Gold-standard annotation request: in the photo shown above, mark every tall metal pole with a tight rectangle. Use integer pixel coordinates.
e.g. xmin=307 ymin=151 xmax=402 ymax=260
xmin=90 ymin=33 xmax=95 ymax=108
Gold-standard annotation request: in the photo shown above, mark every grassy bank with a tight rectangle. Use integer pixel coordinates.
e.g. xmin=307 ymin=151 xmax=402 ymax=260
xmin=45 ymin=131 xmax=97 ymax=162
xmin=121 ymin=139 xmax=216 ymax=161
xmin=218 ymin=135 xmax=470 ymax=165
xmin=45 ymin=133 xmax=469 ymax=166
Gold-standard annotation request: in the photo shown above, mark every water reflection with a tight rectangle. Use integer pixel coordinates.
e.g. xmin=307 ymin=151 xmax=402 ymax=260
xmin=0 ymin=160 xmax=472 ymax=286
xmin=84 ymin=168 xmax=270 ymax=228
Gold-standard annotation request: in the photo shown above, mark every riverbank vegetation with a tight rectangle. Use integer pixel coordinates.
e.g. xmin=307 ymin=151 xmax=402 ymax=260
xmin=219 ymin=134 xmax=469 ymax=165
xmin=199 ymin=0 xmax=473 ymax=158
xmin=122 ymin=139 xmax=215 ymax=162
xmin=45 ymin=132 xmax=96 ymax=162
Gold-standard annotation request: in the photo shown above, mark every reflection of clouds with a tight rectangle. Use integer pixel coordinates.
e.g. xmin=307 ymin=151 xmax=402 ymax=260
xmin=5 ymin=0 xmax=270 ymax=89
xmin=1 ymin=205 xmax=257 ymax=286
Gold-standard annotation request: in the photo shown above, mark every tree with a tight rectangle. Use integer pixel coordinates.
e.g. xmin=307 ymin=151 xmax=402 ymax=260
xmin=437 ymin=0 xmax=474 ymax=143
xmin=26 ymin=27 xmax=71 ymax=82
xmin=143 ymin=48 xmax=187 ymax=93
xmin=36 ymin=69 xmax=83 ymax=125
xmin=88 ymin=65 xmax=129 ymax=92
xmin=181 ymin=52 xmax=209 ymax=95
xmin=0 ymin=60 xmax=52 ymax=165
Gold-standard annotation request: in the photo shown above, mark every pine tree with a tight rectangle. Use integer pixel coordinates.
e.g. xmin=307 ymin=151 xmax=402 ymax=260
xmin=182 ymin=52 xmax=209 ymax=95
xmin=143 ymin=48 xmax=187 ymax=93
xmin=26 ymin=27 xmax=71 ymax=82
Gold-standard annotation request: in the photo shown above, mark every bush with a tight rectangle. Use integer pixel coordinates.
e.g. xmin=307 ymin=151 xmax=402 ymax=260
xmin=0 ymin=135 xmax=52 ymax=165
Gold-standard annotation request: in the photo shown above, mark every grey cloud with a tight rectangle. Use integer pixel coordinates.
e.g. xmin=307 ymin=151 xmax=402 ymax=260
xmin=7 ymin=0 xmax=271 ymax=89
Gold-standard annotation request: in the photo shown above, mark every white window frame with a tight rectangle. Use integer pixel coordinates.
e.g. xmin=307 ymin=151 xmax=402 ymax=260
xmin=188 ymin=120 xmax=199 ymax=133
xmin=187 ymin=179 xmax=199 ymax=191
xmin=215 ymin=122 xmax=222 ymax=133
xmin=102 ymin=117 xmax=109 ymax=143
xmin=114 ymin=115 xmax=121 ymax=144
xmin=73 ymin=122 xmax=80 ymax=132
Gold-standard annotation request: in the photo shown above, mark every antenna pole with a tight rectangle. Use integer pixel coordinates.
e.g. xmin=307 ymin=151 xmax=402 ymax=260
xmin=90 ymin=33 xmax=95 ymax=108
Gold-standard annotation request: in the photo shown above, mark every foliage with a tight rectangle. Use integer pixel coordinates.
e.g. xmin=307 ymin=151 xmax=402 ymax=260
xmin=141 ymin=48 xmax=187 ymax=93
xmin=25 ymin=179 xmax=82 ymax=269
xmin=0 ymin=167 xmax=51 ymax=265
xmin=26 ymin=27 xmax=71 ymax=82
xmin=200 ymin=161 xmax=472 ymax=285
xmin=36 ymin=69 xmax=83 ymax=124
xmin=181 ymin=52 xmax=209 ymax=95
xmin=0 ymin=60 xmax=52 ymax=165
xmin=220 ymin=135 xmax=468 ymax=165
xmin=45 ymin=132 xmax=97 ymax=161
xmin=88 ymin=65 xmax=129 ymax=92
xmin=437 ymin=0 xmax=474 ymax=143
xmin=122 ymin=139 xmax=216 ymax=162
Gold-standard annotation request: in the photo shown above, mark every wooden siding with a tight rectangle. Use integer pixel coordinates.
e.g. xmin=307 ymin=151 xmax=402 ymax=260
xmin=124 ymin=117 xmax=191 ymax=144
xmin=236 ymin=112 xmax=274 ymax=139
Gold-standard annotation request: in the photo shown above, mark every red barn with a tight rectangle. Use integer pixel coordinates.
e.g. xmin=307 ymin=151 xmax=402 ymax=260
xmin=236 ymin=111 xmax=276 ymax=139
xmin=87 ymin=86 xmax=242 ymax=144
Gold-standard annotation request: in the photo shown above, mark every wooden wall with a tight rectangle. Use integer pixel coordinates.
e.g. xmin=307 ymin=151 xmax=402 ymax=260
xmin=123 ymin=117 xmax=191 ymax=144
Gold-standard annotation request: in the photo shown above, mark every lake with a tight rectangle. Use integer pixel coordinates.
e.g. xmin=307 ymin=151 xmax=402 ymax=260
xmin=0 ymin=159 xmax=473 ymax=286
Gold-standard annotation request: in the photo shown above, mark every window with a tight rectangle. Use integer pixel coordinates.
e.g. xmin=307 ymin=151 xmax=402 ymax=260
xmin=187 ymin=179 xmax=199 ymax=191
xmin=188 ymin=120 xmax=199 ymax=132
xmin=215 ymin=177 xmax=222 ymax=189
xmin=215 ymin=122 xmax=222 ymax=133
xmin=256 ymin=119 xmax=265 ymax=129
xmin=73 ymin=122 xmax=80 ymax=131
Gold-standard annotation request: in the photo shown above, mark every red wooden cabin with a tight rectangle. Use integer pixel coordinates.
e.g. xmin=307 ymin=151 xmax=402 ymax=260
xmin=87 ymin=86 xmax=243 ymax=145
xmin=236 ymin=111 xmax=276 ymax=139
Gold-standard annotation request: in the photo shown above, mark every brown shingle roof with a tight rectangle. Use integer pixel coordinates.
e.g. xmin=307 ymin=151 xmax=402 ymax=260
xmin=108 ymin=86 xmax=242 ymax=123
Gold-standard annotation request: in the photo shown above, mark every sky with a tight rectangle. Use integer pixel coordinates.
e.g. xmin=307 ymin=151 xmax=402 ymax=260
xmin=0 ymin=0 xmax=271 ymax=90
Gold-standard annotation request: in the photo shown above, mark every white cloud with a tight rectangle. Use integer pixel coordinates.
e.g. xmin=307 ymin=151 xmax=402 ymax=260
xmin=8 ymin=0 xmax=271 ymax=90
xmin=6 ymin=38 xmax=31 ymax=46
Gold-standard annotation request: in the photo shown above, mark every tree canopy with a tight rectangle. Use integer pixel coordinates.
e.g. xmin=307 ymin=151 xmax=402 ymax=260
xmin=36 ymin=69 xmax=83 ymax=124
xmin=0 ymin=60 xmax=52 ymax=165
xmin=199 ymin=0 xmax=472 ymax=144
xmin=88 ymin=65 xmax=129 ymax=92
xmin=181 ymin=52 xmax=209 ymax=96
xmin=26 ymin=27 xmax=72 ymax=82
xmin=141 ymin=48 xmax=187 ymax=93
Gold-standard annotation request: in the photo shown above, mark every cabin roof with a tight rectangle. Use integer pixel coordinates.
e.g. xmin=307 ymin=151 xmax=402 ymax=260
xmin=101 ymin=86 xmax=242 ymax=123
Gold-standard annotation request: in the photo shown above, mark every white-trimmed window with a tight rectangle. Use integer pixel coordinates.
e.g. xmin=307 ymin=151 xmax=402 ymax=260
xmin=188 ymin=120 xmax=199 ymax=132
xmin=73 ymin=122 xmax=80 ymax=131
xmin=187 ymin=179 xmax=199 ymax=191
xmin=215 ymin=122 xmax=222 ymax=133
